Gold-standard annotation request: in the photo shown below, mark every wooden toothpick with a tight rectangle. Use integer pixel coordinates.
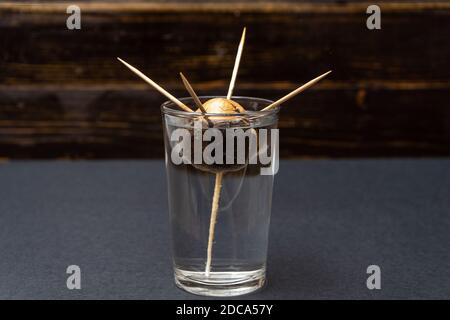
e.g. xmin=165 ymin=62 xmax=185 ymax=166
xmin=117 ymin=57 xmax=193 ymax=112
xmin=262 ymin=70 xmax=332 ymax=111
xmin=179 ymin=72 xmax=207 ymax=113
xmin=226 ymin=27 xmax=246 ymax=99
xmin=180 ymin=72 xmax=214 ymax=127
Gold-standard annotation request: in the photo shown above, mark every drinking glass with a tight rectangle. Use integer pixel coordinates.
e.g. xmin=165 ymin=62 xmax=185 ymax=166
xmin=161 ymin=96 xmax=279 ymax=296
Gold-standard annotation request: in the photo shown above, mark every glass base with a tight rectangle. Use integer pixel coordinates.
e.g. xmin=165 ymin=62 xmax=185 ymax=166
xmin=174 ymin=268 xmax=266 ymax=297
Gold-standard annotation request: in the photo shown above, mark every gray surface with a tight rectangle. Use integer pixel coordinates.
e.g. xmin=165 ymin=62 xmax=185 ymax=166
xmin=0 ymin=159 xmax=449 ymax=299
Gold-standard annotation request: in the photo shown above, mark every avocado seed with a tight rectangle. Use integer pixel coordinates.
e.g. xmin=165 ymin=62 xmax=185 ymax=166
xmin=196 ymin=98 xmax=245 ymax=123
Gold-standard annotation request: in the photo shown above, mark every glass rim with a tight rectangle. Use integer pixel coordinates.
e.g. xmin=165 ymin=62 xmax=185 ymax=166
xmin=161 ymin=96 xmax=279 ymax=117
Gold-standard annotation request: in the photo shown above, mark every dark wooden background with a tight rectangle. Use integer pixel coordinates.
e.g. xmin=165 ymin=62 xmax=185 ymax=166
xmin=1 ymin=1 xmax=450 ymax=159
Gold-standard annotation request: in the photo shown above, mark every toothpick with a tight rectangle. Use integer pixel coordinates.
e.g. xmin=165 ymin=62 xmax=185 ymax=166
xmin=226 ymin=27 xmax=246 ymax=99
xmin=262 ymin=70 xmax=332 ymax=111
xmin=117 ymin=57 xmax=193 ymax=112
xmin=179 ymin=72 xmax=207 ymax=113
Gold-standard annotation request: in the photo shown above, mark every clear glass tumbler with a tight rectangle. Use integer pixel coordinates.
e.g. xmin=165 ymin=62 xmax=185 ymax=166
xmin=161 ymin=96 xmax=279 ymax=296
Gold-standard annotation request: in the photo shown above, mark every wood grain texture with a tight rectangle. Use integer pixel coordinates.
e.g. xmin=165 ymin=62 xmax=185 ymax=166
xmin=0 ymin=1 xmax=449 ymax=158
xmin=2 ymin=86 xmax=449 ymax=159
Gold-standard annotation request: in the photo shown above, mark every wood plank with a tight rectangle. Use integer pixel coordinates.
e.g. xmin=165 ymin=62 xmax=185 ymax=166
xmin=0 ymin=1 xmax=449 ymax=158
xmin=1 ymin=86 xmax=449 ymax=158
xmin=3 ymin=1 xmax=450 ymax=13
xmin=1 ymin=4 xmax=449 ymax=85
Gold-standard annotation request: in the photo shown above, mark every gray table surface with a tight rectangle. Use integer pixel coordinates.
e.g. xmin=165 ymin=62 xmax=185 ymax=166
xmin=0 ymin=159 xmax=449 ymax=299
